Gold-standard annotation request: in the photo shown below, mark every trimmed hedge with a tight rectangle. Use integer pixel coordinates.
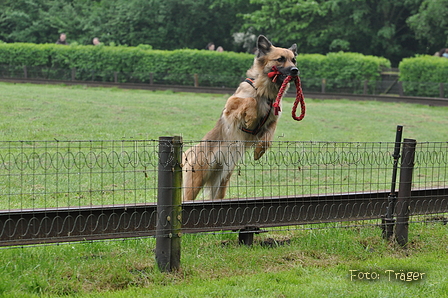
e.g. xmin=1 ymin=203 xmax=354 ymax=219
xmin=399 ymin=56 xmax=448 ymax=97
xmin=297 ymin=52 xmax=390 ymax=93
xmin=0 ymin=43 xmax=390 ymax=89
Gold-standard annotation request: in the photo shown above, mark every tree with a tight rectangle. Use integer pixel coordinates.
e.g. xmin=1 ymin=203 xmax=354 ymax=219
xmin=243 ymin=0 xmax=424 ymax=66
xmin=0 ymin=0 xmax=256 ymax=51
xmin=407 ymin=0 xmax=448 ymax=54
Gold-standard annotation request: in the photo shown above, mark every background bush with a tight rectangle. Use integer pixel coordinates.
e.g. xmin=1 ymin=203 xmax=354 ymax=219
xmin=0 ymin=43 xmax=390 ymax=89
xmin=399 ymin=56 xmax=448 ymax=97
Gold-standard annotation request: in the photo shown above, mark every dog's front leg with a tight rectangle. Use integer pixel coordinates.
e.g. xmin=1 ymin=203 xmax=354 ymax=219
xmin=223 ymin=96 xmax=258 ymax=130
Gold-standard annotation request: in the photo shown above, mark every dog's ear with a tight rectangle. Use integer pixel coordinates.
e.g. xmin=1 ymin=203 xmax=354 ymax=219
xmin=289 ymin=43 xmax=297 ymax=56
xmin=257 ymin=35 xmax=272 ymax=57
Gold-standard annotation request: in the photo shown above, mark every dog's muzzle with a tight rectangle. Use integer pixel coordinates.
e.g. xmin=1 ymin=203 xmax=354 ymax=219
xmin=289 ymin=67 xmax=299 ymax=76
xmin=269 ymin=66 xmax=300 ymax=84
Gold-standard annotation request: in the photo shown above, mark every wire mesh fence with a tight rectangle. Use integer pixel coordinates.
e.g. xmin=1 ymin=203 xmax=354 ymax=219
xmin=0 ymin=139 xmax=447 ymax=246
xmin=0 ymin=140 xmax=159 ymax=210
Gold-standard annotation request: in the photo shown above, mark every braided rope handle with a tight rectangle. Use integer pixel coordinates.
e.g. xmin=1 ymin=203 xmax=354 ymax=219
xmin=272 ymin=75 xmax=306 ymax=121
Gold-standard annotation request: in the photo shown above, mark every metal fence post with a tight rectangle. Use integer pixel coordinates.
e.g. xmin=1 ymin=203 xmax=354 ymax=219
xmin=382 ymin=125 xmax=403 ymax=240
xmin=394 ymin=138 xmax=416 ymax=246
xmin=156 ymin=136 xmax=183 ymax=272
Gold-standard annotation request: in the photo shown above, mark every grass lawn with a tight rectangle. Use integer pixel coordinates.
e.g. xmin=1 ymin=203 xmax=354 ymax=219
xmin=1 ymin=82 xmax=447 ymax=142
xmin=0 ymin=223 xmax=447 ymax=297
xmin=0 ymin=82 xmax=447 ymax=297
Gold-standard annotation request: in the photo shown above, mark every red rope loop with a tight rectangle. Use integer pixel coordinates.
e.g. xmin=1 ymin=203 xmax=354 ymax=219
xmin=272 ymin=74 xmax=306 ymax=121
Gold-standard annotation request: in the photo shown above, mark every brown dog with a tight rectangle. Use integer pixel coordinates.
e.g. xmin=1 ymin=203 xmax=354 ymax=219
xmin=183 ymin=35 xmax=298 ymax=200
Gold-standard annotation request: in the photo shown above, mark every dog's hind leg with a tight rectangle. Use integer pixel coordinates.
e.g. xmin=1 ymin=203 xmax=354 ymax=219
xmin=216 ymin=171 xmax=233 ymax=200
xmin=183 ymin=167 xmax=206 ymax=201
xmin=182 ymin=145 xmax=209 ymax=201
xmin=205 ymin=164 xmax=234 ymax=200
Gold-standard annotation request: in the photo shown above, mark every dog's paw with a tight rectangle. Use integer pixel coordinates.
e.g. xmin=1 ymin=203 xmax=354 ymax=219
xmin=254 ymin=141 xmax=270 ymax=160
xmin=254 ymin=148 xmax=265 ymax=160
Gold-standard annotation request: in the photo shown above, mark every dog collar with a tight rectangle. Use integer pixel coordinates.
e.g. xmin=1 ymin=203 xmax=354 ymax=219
xmin=245 ymin=78 xmax=257 ymax=90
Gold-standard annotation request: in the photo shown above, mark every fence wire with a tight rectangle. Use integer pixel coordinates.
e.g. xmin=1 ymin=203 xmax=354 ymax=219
xmin=0 ymin=140 xmax=159 ymax=210
xmin=183 ymin=140 xmax=402 ymax=200
xmin=0 ymin=140 xmax=447 ymax=245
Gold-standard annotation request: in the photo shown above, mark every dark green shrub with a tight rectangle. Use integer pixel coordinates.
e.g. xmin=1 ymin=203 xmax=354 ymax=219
xmin=0 ymin=43 xmax=389 ymax=90
xmin=399 ymin=56 xmax=448 ymax=97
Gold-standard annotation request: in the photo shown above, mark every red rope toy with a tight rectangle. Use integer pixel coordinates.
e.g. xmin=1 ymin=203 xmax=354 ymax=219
xmin=268 ymin=66 xmax=306 ymax=121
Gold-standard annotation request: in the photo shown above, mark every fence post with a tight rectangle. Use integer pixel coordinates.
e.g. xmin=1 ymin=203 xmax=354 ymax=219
xmin=394 ymin=138 xmax=416 ymax=246
xmin=321 ymin=78 xmax=326 ymax=93
xmin=23 ymin=65 xmax=28 ymax=79
xmin=114 ymin=71 xmax=118 ymax=83
xmin=171 ymin=136 xmax=183 ymax=270
xmin=363 ymin=80 xmax=368 ymax=95
xmin=71 ymin=68 xmax=76 ymax=81
xmin=156 ymin=136 xmax=183 ymax=272
xmin=440 ymin=83 xmax=444 ymax=98
xmin=150 ymin=73 xmax=154 ymax=85
xmin=194 ymin=74 xmax=199 ymax=87
xmin=398 ymin=81 xmax=404 ymax=97
xmin=382 ymin=125 xmax=403 ymax=240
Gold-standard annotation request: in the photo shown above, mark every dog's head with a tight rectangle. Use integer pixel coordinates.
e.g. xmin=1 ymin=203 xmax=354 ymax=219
xmin=255 ymin=35 xmax=298 ymax=84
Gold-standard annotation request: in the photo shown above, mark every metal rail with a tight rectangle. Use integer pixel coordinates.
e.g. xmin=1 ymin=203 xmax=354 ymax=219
xmin=2 ymin=77 xmax=448 ymax=107
xmin=1 ymin=187 xmax=447 ymax=246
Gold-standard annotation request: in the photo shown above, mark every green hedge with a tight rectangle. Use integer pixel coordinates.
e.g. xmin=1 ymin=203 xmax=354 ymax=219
xmin=0 ymin=43 xmax=390 ymax=89
xmin=297 ymin=52 xmax=391 ymax=93
xmin=399 ymin=56 xmax=448 ymax=97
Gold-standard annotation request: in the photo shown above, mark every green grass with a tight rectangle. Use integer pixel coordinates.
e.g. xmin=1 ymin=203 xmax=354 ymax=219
xmin=0 ymin=82 xmax=447 ymax=297
xmin=1 ymin=82 xmax=448 ymax=142
xmin=0 ymin=223 xmax=447 ymax=297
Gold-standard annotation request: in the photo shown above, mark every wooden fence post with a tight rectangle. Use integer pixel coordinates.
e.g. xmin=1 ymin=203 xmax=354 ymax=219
xmin=171 ymin=136 xmax=183 ymax=270
xmin=398 ymin=81 xmax=404 ymax=97
xmin=71 ymin=68 xmax=76 ymax=81
xmin=194 ymin=74 xmax=199 ymax=87
xmin=156 ymin=136 xmax=182 ymax=272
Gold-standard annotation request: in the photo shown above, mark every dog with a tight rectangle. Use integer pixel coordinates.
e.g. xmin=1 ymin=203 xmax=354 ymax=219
xmin=183 ymin=35 xmax=298 ymax=201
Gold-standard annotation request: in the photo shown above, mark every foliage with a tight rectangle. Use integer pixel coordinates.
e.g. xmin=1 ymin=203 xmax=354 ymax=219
xmin=0 ymin=0 xmax=256 ymax=52
xmin=297 ymin=52 xmax=390 ymax=93
xmin=243 ymin=0 xmax=432 ymax=66
xmin=1 ymin=0 xmax=448 ymax=67
xmin=407 ymin=0 xmax=448 ymax=50
xmin=0 ymin=43 xmax=390 ymax=88
xmin=399 ymin=55 xmax=448 ymax=97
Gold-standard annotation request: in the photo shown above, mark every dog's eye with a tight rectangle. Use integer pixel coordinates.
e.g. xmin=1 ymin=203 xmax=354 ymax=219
xmin=292 ymin=58 xmax=296 ymax=64
xmin=276 ymin=57 xmax=285 ymax=63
